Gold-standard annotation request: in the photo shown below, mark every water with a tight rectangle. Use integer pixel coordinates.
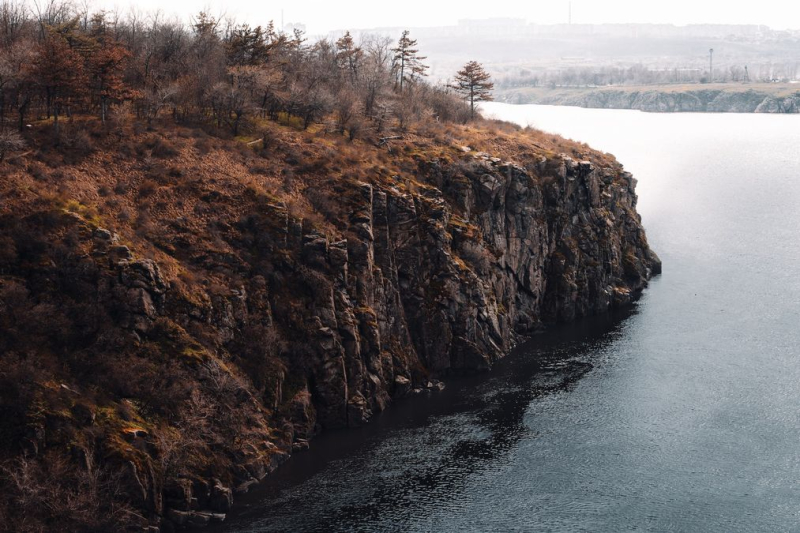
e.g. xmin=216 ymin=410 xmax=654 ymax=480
xmin=210 ymin=104 xmax=800 ymax=532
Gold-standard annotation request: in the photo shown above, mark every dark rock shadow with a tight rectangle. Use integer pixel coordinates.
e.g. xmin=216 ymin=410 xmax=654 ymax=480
xmin=203 ymin=306 xmax=638 ymax=533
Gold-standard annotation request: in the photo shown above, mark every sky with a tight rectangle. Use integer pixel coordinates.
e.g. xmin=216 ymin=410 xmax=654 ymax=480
xmin=96 ymin=0 xmax=800 ymax=35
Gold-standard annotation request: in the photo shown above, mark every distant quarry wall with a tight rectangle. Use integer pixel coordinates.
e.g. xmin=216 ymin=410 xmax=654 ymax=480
xmin=500 ymin=87 xmax=800 ymax=113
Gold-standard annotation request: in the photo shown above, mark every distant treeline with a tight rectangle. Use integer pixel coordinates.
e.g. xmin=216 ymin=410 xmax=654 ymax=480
xmin=497 ymin=62 xmax=800 ymax=89
xmin=0 ymin=0 xmax=476 ymax=139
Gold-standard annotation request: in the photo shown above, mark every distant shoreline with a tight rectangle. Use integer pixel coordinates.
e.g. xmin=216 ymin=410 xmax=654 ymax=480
xmin=496 ymin=83 xmax=800 ymax=113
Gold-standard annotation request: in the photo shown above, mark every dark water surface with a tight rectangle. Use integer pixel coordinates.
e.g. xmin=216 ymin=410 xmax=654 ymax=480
xmin=211 ymin=104 xmax=800 ymax=532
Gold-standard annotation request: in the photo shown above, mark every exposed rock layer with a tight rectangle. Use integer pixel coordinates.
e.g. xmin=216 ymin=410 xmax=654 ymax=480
xmin=501 ymin=87 xmax=800 ymax=113
xmin=0 ymin=131 xmax=659 ymax=530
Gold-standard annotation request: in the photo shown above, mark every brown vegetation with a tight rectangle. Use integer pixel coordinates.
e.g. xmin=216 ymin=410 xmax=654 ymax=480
xmin=0 ymin=2 xmax=653 ymax=532
xmin=0 ymin=1 xmax=478 ymax=149
xmin=0 ymin=99 xmax=620 ymax=529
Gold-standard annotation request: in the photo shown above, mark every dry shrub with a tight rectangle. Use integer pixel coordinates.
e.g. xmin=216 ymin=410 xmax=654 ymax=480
xmin=147 ymin=164 xmax=183 ymax=186
xmin=141 ymin=136 xmax=178 ymax=158
xmin=0 ymin=455 xmax=141 ymax=532
xmin=306 ymin=187 xmax=346 ymax=222
xmin=113 ymin=181 xmax=129 ymax=195
xmin=59 ymin=127 xmax=96 ymax=164
xmin=249 ymin=164 xmax=270 ymax=176
xmin=106 ymin=101 xmax=133 ymax=132
xmin=0 ymin=130 xmax=25 ymax=161
xmin=134 ymin=210 xmax=154 ymax=235
xmin=194 ymin=136 xmax=213 ymax=154
xmin=458 ymin=242 xmax=493 ymax=273
xmin=257 ymin=128 xmax=278 ymax=155
xmin=137 ymin=179 xmax=158 ymax=198
xmin=27 ymin=161 xmax=49 ymax=181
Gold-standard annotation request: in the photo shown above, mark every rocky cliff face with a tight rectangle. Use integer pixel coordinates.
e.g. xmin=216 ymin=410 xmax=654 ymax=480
xmin=0 ymin=124 xmax=659 ymax=530
xmin=256 ymin=150 xmax=659 ymax=428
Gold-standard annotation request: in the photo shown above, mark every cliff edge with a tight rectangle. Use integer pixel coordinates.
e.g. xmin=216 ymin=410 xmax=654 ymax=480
xmin=0 ymin=119 xmax=659 ymax=530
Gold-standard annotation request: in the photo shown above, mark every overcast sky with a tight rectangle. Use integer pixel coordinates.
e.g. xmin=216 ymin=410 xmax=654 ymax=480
xmin=98 ymin=0 xmax=800 ymax=35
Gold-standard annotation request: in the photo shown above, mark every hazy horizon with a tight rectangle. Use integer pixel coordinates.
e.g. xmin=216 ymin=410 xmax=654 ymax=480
xmin=89 ymin=0 xmax=800 ymax=36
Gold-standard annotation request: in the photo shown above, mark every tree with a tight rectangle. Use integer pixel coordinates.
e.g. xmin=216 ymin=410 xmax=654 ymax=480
xmin=392 ymin=30 xmax=427 ymax=92
xmin=0 ymin=39 xmax=34 ymax=128
xmin=359 ymin=35 xmax=392 ymax=122
xmin=226 ymin=24 xmax=270 ymax=66
xmin=335 ymin=31 xmax=362 ymax=81
xmin=32 ymin=29 xmax=87 ymax=132
xmin=450 ymin=60 xmax=494 ymax=119
xmin=87 ymin=36 xmax=134 ymax=124
xmin=209 ymin=66 xmax=262 ymax=135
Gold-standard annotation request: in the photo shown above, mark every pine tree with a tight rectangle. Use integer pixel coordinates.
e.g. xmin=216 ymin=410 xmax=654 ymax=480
xmin=392 ymin=30 xmax=428 ymax=91
xmin=335 ymin=31 xmax=362 ymax=80
xmin=226 ymin=24 xmax=270 ymax=66
xmin=450 ymin=60 xmax=494 ymax=119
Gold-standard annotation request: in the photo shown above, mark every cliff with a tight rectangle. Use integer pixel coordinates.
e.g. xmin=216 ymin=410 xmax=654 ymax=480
xmin=0 ymin=119 xmax=659 ymax=531
xmin=499 ymin=84 xmax=800 ymax=113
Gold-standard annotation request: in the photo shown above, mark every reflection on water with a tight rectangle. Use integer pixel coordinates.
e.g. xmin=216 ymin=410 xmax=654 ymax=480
xmin=316 ymin=312 xmax=630 ymax=531
xmin=207 ymin=309 xmax=637 ymax=532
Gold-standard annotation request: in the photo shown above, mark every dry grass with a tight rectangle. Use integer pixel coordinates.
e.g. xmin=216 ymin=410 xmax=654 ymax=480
xmin=0 ymin=111 xmax=634 ymax=530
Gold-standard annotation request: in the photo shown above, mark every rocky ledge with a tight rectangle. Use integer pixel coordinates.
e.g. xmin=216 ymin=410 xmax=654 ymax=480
xmin=0 ymin=130 xmax=659 ymax=531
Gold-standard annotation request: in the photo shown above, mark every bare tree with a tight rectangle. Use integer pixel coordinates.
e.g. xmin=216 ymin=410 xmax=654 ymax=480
xmin=0 ymin=128 xmax=24 ymax=160
xmin=392 ymin=30 xmax=428 ymax=92
xmin=359 ymin=34 xmax=392 ymax=120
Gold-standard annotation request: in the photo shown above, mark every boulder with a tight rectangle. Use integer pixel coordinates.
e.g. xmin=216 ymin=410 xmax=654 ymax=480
xmin=209 ymin=480 xmax=233 ymax=513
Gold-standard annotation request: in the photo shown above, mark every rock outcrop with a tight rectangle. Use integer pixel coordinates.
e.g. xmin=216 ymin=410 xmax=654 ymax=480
xmin=0 ymin=125 xmax=659 ymax=531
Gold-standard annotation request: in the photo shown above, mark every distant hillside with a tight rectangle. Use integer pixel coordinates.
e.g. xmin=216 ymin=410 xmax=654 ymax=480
xmin=495 ymin=84 xmax=800 ymax=113
xmin=341 ymin=22 xmax=800 ymax=85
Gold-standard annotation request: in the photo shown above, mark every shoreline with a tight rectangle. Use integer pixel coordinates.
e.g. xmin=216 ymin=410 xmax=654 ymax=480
xmin=496 ymin=84 xmax=800 ymax=114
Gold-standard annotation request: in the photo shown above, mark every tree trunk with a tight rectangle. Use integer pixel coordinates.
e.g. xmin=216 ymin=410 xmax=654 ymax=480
xmin=233 ymin=112 xmax=241 ymax=136
xmin=18 ymin=97 xmax=29 ymax=131
xmin=470 ymin=86 xmax=475 ymax=119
